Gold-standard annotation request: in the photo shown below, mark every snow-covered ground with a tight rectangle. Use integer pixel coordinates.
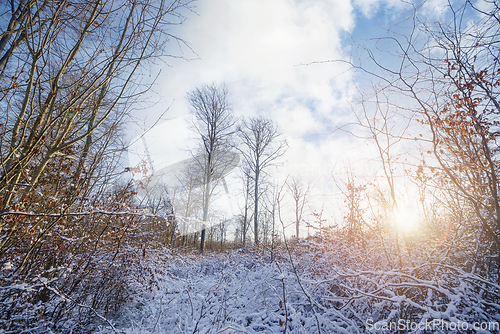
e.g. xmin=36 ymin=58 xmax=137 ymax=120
xmin=99 ymin=248 xmax=319 ymax=333
xmin=94 ymin=238 xmax=500 ymax=334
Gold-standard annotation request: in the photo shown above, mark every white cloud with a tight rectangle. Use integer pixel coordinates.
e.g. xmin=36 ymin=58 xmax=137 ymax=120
xmin=150 ymin=0 xmax=356 ymax=116
xmin=420 ymin=0 xmax=450 ymax=18
xmin=128 ymin=0 xmax=414 ymax=231
xmin=141 ymin=0 xmax=370 ymax=170
xmin=352 ymin=0 xmax=406 ymax=18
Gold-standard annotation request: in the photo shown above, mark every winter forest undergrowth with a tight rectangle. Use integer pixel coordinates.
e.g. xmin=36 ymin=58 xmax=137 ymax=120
xmin=2 ymin=0 xmax=500 ymax=333
xmin=99 ymin=235 xmax=500 ymax=333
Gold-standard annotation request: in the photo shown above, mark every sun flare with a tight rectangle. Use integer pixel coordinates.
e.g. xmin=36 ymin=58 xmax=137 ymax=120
xmin=393 ymin=207 xmax=421 ymax=234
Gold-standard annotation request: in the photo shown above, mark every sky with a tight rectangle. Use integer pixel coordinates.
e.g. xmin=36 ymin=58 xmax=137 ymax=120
xmin=127 ymin=0 xmax=455 ymax=235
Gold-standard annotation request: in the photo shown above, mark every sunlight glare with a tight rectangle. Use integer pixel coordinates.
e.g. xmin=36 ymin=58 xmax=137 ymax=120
xmin=393 ymin=206 xmax=421 ymax=234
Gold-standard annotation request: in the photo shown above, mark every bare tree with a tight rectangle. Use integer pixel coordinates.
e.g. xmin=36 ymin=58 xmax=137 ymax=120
xmin=287 ymin=176 xmax=310 ymax=239
xmin=0 ymin=0 xmax=194 ymax=330
xmin=339 ymin=1 xmax=500 ymax=277
xmin=0 ymin=0 xmax=192 ymax=264
xmin=0 ymin=0 xmax=192 ymax=209
xmin=238 ymin=161 xmax=254 ymax=246
xmin=187 ymin=83 xmax=236 ymax=253
xmin=237 ymin=117 xmax=287 ymax=245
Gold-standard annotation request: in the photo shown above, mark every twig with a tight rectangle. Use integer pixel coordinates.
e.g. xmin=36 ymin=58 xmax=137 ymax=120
xmin=0 ymin=209 xmax=174 ymax=220
xmin=275 ymin=179 xmax=323 ymax=334
xmin=274 ymin=261 xmax=289 ymax=334
xmin=40 ymin=279 xmax=121 ymax=333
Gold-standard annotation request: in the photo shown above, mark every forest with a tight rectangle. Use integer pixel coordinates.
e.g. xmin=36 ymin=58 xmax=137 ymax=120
xmin=0 ymin=0 xmax=500 ymax=333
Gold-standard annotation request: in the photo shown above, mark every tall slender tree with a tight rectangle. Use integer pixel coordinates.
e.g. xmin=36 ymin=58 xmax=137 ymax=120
xmin=237 ymin=117 xmax=287 ymax=245
xmin=287 ymin=177 xmax=310 ymax=239
xmin=187 ymin=83 xmax=235 ymax=253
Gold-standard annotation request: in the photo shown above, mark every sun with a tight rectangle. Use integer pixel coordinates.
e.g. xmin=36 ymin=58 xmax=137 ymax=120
xmin=393 ymin=206 xmax=421 ymax=234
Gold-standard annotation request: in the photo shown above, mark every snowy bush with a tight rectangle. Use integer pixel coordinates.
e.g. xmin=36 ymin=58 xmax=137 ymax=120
xmin=95 ymin=235 xmax=500 ymax=333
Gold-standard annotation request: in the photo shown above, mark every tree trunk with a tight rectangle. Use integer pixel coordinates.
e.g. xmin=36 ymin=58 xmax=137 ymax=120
xmin=254 ymin=169 xmax=259 ymax=245
xmin=201 ymin=155 xmax=212 ymax=253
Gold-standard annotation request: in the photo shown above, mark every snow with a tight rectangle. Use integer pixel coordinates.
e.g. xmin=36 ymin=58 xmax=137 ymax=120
xmin=2 ymin=262 xmax=13 ymax=270
xmin=4 ymin=237 xmax=499 ymax=333
xmin=89 ymin=238 xmax=500 ymax=333
xmin=100 ymin=250 xmax=294 ymax=333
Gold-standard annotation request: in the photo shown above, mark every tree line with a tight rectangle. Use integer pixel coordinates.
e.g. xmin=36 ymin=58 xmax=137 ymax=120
xmin=170 ymin=82 xmax=288 ymax=253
